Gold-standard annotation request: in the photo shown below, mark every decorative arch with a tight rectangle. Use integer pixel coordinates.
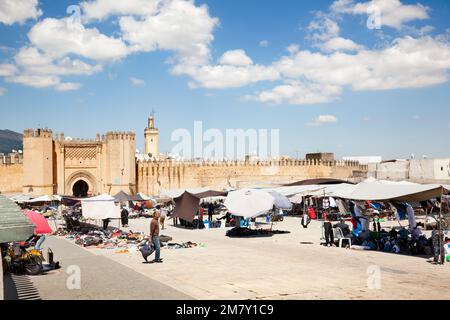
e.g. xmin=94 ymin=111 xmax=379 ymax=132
xmin=65 ymin=170 xmax=97 ymax=197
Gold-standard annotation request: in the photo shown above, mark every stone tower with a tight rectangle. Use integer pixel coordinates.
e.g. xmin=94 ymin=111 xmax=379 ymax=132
xmin=144 ymin=113 xmax=159 ymax=159
xmin=22 ymin=128 xmax=55 ymax=196
xmin=104 ymin=131 xmax=137 ymax=195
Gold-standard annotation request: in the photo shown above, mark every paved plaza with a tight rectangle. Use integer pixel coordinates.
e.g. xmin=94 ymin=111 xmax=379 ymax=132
xmin=22 ymin=217 xmax=450 ymax=300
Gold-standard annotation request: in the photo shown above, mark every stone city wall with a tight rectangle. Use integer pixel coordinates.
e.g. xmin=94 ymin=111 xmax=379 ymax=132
xmin=0 ymin=163 xmax=23 ymax=194
xmin=137 ymin=159 xmax=368 ymax=196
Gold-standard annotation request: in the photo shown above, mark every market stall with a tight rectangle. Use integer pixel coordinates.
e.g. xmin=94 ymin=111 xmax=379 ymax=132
xmin=81 ymin=194 xmax=120 ymax=220
xmin=172 ymin=190 xmax=228 ymax=227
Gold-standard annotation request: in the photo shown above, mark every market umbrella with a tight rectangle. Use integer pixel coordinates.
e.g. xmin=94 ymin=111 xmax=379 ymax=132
xmin=224 ymin=189 xmax=292 ymax=219
xmin=24 ymin=210 xmax=53 ymax=234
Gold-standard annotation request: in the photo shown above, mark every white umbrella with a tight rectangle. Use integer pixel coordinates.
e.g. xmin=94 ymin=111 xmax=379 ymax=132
xmin=224 ymin=189 xmax=292 ymax=219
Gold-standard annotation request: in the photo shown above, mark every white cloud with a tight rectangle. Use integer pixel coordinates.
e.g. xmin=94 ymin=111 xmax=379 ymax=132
xmin=55 ymin=82 xmax=82 ymax=91
xmin=14 ymin=46 xmax=102 ymax=76
xmin=178 ymin=64 xmax=279 ymax=89
xmin=286 ymin=44 xmax=300 ymax=54
xmin=259 ymin=40 xmax=269 ymax=47
xmin=307 ymin=13 xmax=340 ymax=42
xmin=81 ymin=0 xmax=160 ymax=21
xmin=0 ymin=63 xmax=17 ymax=77
xmin=0 ymin=87 xmax=6 ymax=96
xmin=28 ymin=18 xmax=129 ymax=61
xmin=3 ymin=46 xmax=101 ymax=91
xmin=119 ymin=0 xmax=218 ymax=66
xmin=0 ymin=0 xmax=449 ymax=103
xmin=0 ymin=0 xmax=41 ymax=25
xmin=6 ymin=74 xmax=60 ymax=88
xmin=319 ymin=37 xmax=364 ymax=52
xmin=273 ymin=36 xmax=450 ymax=92
xmin=308 ymin=115 xmax=338 ymax=126
xmin=331 ymin=0 xmax=429 ymax=30
xmin=130 ymin=77 xmax=146 ymax=86
xmin=219 ymin=50 xmax=253 ymax=66
xmin=246 ymin=81 xmax=341 ymax=105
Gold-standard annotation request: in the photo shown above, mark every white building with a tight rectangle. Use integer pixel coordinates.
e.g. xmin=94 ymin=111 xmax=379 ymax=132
xmin=343 ymin=156 xmax=382 ymax=165
xmin=368 ymin=158 xmax=450 ymax=184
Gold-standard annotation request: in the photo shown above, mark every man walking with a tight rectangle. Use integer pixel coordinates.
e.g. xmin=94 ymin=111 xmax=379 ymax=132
xmin=431 ymin=222 xmax=444 ymax=264
xmin=121 ymin=206 xmax=129 ymax=227
xmin=208 ymin=203 xmax=214 ymax=222
xmin=150 ymin=210 xmax=163 ymax=263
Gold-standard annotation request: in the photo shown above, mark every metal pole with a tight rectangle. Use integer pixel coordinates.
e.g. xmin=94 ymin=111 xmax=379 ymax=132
xmin=439 ymin=190 xmax=444 ymax=265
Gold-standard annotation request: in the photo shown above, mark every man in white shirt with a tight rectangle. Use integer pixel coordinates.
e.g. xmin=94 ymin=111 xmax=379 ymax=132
xmin=159 ymin=206 xmax=168 ymax=230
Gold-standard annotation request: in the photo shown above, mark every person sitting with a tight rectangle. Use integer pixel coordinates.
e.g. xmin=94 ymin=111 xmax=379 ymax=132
xmin=388 ymin=228 xmax=398 ymax=240
xmin=333 ymin=219 xmax=351 ymax=237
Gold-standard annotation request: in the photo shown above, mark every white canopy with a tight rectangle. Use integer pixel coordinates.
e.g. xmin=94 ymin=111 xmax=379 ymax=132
xmin=9 ymin=194 xmax=33 ymax=203
xmin=82 ymin=194 xmax=115 ymax=201
xmin=332 ymin=180 xmax=448 ymax=202
xmin=273 ymin=179 xmax=449 ymax=202
xmin=81 ymin=194 xmax=120 ymax=219
xmin=22 ymin=195 xmax=58 ymax=203
xmin=137 ymin=192 xmax=152 ymax=201
xmin=224 ymin=189 xmax=292 ymax=219
xmin=161 ymin=187 xmax=211 ymax=199
xmin=273 ymin=183 xmax=355 ymax=198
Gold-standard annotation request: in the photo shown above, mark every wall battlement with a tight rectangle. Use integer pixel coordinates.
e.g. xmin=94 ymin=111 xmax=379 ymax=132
xmin=23 ymin=128 xmax=53 ymax=138
xmin=136 ymin=159 xmax=367 ymax=170
xmin=105 ymin=131 xmax=136 ymax=140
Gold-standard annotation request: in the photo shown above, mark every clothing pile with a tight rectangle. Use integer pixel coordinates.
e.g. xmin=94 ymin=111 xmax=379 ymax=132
xmin=54 ymin=227 xmax=146 ymax=249
xmin=165 ymin=241 xmax=200 ymax=249
xmin=208 ymin=220 xmax=222 ymax=228
xmin=351 ymin=229 xmax=434 ymax=255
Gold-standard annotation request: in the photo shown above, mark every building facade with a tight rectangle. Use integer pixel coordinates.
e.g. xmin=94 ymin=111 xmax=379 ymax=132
xmin=0 ymin=115 xmax=370 ymax=196
xmin=20 ymin=128 xmax=136 ymax=197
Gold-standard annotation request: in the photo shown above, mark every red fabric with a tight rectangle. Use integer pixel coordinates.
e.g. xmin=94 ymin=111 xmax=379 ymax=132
xmin=308 ymin=207 xmax=316 ymax=219
xmin=351 ymin=217 xmax=357 ymax=229
xmin=24 ymin=210 xmax=52 ymax=234
xmin=323 ymin=211 xmax=327 ymax=221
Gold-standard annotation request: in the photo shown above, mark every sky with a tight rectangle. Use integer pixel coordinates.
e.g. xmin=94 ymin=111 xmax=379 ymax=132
xmin=0 ymin=0 xmax=449 ymax=160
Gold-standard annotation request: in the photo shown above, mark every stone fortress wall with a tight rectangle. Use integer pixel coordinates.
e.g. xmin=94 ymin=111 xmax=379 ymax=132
xmin=136 ymin=159 xmax=367 ymax=196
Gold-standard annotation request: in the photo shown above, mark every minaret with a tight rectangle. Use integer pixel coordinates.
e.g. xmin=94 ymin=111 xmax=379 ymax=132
xmin=144 ymin=113 xmax=159 ymax=159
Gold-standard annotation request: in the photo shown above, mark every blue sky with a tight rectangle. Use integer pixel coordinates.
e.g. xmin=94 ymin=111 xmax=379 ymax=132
xmin=0 ymin=0 xmax=449 ymax=159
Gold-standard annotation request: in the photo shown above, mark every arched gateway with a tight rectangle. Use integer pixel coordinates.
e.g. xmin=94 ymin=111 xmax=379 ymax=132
xmin=65 ymin=171 xmax=97 ymax=198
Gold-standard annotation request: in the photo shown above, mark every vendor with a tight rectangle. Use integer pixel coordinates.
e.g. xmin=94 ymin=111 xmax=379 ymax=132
xmin=102 ymin=218 xmax=110 ymax=230
xmin=333 ymin=219 xmax=351 ymax=237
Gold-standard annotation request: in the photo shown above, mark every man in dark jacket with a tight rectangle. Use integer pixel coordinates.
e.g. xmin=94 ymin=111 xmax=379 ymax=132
xmin=121 ymin=207 xmax=129 ymax=227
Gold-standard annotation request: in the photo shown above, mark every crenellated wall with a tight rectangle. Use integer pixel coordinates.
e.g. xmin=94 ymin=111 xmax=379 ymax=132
xmin=0 ymin=163 xmax=23 ymax=194
xmin=136 ymin=159 xmax=368 ymax=196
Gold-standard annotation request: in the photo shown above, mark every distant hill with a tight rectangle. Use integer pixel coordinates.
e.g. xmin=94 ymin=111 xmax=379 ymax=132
xmin=0 ymin=129 xmax=23 ymax=154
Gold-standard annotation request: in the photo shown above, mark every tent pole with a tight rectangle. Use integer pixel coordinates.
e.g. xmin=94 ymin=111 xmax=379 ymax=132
xmin=439 ymin=189 xmax=444 ymax=265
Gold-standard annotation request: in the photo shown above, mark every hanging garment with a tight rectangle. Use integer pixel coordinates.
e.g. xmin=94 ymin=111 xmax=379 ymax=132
xmin=336 ymin=199 xmax=349 ymax=214
xmin=406 ymin=203 xmax=417 ymax=232
xmin=308 ymin=207 xmax=316 ymax=219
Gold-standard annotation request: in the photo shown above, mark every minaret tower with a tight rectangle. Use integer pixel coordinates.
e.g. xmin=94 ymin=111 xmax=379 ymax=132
xmin=144 ymin=112 xmax=159 ymax=159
